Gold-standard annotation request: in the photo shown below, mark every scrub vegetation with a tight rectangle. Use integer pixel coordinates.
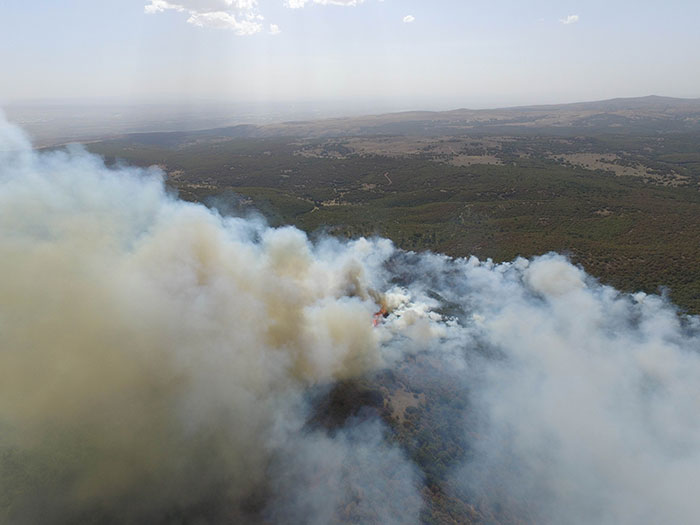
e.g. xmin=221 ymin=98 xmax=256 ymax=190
xmin=88 ymin=129 xmax=700 ymax=314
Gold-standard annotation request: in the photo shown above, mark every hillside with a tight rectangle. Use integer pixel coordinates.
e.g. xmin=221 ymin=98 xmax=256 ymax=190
xmin=12 ymin=96 xmax=700 ymax=147
xmin=86 ymin=122 xmax=700 ymax=314
xmin=199 ymin=95 xmax=700 ymax=139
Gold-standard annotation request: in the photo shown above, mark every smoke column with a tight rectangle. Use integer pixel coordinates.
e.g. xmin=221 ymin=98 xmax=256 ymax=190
xmin=0 ymin=113 xmax=423 ymax=524
xmin=2 ymin=112 xmax=700 ymax=524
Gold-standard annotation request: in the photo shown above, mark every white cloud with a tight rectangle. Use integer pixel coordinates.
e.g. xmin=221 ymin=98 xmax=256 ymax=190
xmin=403 ymin=14 xmax=415 ymax=23
xmin=187 ymin=11 xmax=263 ymax=34
xmin=285 ymin=0 xmax=365 ymax=8
xmin=147 ymin=0 xmax=372 ymax=32
xmin=145 ymin=0 xmax=181 ymax=14
xmin=144 ymin=0 xmax=264 ymax=35
xmin=559 ymin=14 xmax=579 ymax=25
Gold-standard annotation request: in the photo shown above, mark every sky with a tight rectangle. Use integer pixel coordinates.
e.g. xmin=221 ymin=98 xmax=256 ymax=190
xmin=2 ymin=0 xmax=700 ymax=110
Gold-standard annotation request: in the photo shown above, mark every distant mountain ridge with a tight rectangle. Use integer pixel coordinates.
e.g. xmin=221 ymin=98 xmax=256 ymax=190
xmin=505 ymin=94 xmax=700 ymax=111
xmin=250 ymin=95 xmax=700 ymax=138
xmin=21 ymin=95 xmax=700 ymax=146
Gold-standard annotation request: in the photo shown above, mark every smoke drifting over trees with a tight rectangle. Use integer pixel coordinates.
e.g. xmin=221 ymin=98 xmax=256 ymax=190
xmin=2 ymin=112 xmax=700 ymax=524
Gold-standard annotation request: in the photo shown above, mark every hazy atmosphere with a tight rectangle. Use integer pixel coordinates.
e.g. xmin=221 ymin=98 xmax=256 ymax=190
xmin=2 ymin=0 xmax=700 ymax=109
xmin=3 ymin=2 xmax=700 ymax=524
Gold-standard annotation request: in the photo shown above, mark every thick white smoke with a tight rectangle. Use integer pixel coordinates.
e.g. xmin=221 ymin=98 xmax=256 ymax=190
xmin=441 ymin=255 xmax=700 ymax=524
xmin=0 ymin=113 xmax=422 ymax=524
xmin=2 ymin=111 xmax=700 ymax=525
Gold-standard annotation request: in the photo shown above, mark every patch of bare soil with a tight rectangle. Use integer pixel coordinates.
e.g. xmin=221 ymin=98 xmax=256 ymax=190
xmin=553 ymin=153 xmax=689 ymax=186
xmin=449 ymin=154 xmax=503 ymax=167
xmin=385 ymin=386 xmax=426 ymax=424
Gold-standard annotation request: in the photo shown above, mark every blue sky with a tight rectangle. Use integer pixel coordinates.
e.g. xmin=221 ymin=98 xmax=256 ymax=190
xmin=2 ymin=0 xmax=699 ymax=109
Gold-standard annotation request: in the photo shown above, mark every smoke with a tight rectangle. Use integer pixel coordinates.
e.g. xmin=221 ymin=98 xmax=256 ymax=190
xmin=442 ymin=255 xmax=700 ymax=525
xmin=0 ymin=113 xmax=422 ymax=524
xmin=266 ymin=420 xmax=423 ymax=525
xmin=2 ymin=111 xmax=700 ymax=524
